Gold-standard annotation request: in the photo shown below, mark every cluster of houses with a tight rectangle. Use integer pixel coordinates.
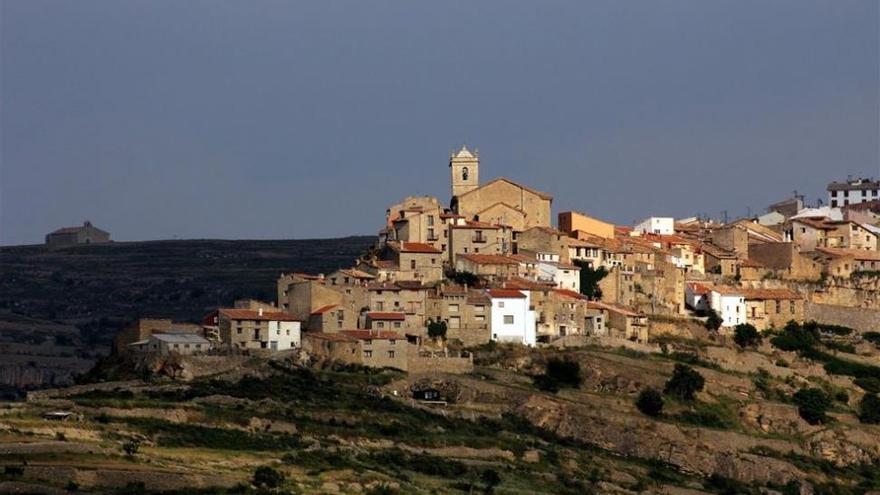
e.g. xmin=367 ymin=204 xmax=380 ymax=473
xmin=114 ymin=149 xmax=880 ymax=371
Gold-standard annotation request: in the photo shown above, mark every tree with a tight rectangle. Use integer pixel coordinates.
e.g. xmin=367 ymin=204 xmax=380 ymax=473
xmin=664 ymin=364 xmax=705 ymax=401
xmin=534 ymin=357 xmax=582 ymax=392
xmin=481 ymin=468 xmax=502 ymax=494
xmin=793 ymin=387 xmax=832 ymax=425
xmin=572 ymin=261 xmax=607 ymax=300
xmin=121 ymin=439 xmax=140 ymax=457
xmin=858 ymin=393 xmax=880 ymax=424
xmin=252 ymin=466 xmax=285 ymax=489
xmin=635 ymin=388 xmax=664 ymax=417
xmin=427 ymin=320 xmax=447 ymax=340
xmin=704 ymin=308 xmax=722 ymax=332
xmin=446 ymin=269 xmax=480 ymax=287
xmin=733 ymin=323 xmax=762 ymax=349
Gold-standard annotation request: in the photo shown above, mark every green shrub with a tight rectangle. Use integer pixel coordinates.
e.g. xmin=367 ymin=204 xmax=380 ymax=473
xmin=427 ymin=320 xmax=447 ymax=340
xmin=252 ymin=466 xmax=285 ymax=489
xmin=770 ymin=321 xmax=819 ymax=352
xmin=733 ymin=324 xmax=761 ymax=348
xmin=858 ymin=394 xmax=880 ymax=424
xmin=481 ymin=468 xmax=502 ymax=494
xmin=534 ymin=357 xmax=582 ymax=392
xmin=664 ymin=364 xmax=705 ymax=401
xmin=704 ymin=309 xmax=722 ymax=332
xmin=636 ymin=388 xmax=664 ymax=417
xmin=793 ymin=388 xmax=832 ymax=425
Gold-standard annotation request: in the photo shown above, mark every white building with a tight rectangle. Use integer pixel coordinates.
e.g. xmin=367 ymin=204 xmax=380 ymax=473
xmin=828 ymin=178 xmax=879 ymax=208
xmin=487 ymin=289 xmax=536 ymax=346
xmin=536 ymin=261 xmax=580 ymax=292
xmin=708 ymin=287 xmax=745 ymax=329
xmin=130 ymin=332 xmax=212 ymax=356
xmin=634 ymin=217 xmax=675 ymax=235
xmin=268 ymin=318 xmax=301 ymax=350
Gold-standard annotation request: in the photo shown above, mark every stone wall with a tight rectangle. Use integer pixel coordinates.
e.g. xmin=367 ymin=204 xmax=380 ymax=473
xmin=406 ymin=347 xmax=474 ymax=374
xmin=805 ymin=302 xmax=880 ymax=334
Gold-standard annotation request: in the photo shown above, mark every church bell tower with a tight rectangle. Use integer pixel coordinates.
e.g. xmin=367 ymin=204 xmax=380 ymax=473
xmin=449 ymin=145 xmax=479 ymax=198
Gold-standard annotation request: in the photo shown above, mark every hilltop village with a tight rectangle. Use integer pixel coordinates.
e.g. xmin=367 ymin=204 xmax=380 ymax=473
xmin=114 ymin=147 xmax=880 ymax=373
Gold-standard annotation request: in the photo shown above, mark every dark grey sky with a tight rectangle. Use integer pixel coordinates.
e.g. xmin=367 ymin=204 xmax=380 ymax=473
xmin=2 ymin=0 xmax=878 ymax=245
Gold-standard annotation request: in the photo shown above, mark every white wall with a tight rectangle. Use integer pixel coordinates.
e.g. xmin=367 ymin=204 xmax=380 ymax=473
xmin=635 ymin=217 xmax=674 ymax=235
xmin=708 ymin=291 xmax=745 ymax=328
xmin=490 ymin=293 xmax=536 ymax=346
xmin=267 ymin=320 xmax=302 ymax=350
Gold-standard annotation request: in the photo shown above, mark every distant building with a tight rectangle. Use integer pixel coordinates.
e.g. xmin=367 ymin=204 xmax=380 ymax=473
xmin=45 ymin=221 xmax=110 ymax=247
xmin=766 ymin=196 xmax=803 ymax=219
xmin=129 ymin=332 xmax=212 ymax=356
xmin=828 ymin=178 xmax=879 ymax=208
xmin=217 ymin=308 xmax=302 ymax=351
xmin=634 ymin=217 xmax=674 ymax=235
xmin=114 ymin=318 xmax=201 ymax=354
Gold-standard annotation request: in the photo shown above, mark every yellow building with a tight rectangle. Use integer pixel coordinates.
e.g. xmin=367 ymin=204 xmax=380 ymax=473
xmin=558 ymin=211 xmax=616 ymax=239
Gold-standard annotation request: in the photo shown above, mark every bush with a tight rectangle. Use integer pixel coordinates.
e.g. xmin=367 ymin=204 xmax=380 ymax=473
xmin=121 ymin=439 xmax=140 ymax=457
xmin=427 ymin=320 xmax=447 ymax=340
xmin=793 ymin=388 xmax=831 ymax=425
xmin=733 ymin=324 xmax=761 ymax=348
xmin=858 ymin=394 xmax=880 ymax=424
xmin=636 ymin=388 xmax=664 ymax=417
xmin=664 ymin=364 xmax=705 ymax=401
xmin=481 ymin=468 xmax=502 ymax=494
xmin=252 ymin=466 xmax=285 ymax=489
xmin=704 ymin=309 xmax=722 ymax=332
xmin=770 ymin=321 xmax=819 ymax=352
xmin=534 ymin=357 xmax=582 ymax=392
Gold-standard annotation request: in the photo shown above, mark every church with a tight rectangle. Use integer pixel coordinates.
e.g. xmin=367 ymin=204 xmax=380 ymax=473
xmin=448 ymin=146 xmax=552 ymax=231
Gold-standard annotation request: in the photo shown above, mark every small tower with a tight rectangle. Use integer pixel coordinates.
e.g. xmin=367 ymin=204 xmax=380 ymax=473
xmin=449 ymin=145 xmax=479 ymax=198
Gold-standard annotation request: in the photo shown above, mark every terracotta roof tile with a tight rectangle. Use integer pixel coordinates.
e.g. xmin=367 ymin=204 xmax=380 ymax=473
xmin=487 ymin=289 xmax=526 ymax=298
xmin=399 ymin=242 xmax=443 ymax=254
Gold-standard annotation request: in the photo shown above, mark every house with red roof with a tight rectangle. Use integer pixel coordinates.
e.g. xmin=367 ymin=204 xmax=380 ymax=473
xmin=217 ymin=307 xmax=302 ymax=351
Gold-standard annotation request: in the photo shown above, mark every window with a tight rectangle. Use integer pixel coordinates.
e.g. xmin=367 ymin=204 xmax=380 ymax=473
xmin=376 ymin=302 xmax=384 ymax=311
xmin=775 ymin=301 xmax=781 ymax=313
xmin=237 ymin=328 xmax=242 ymax=335
xmin=503 ymin=315 xmax=514 ymax=324
xmin=363 ymin=350 xmax=372 ymax=358
xmin=410 ymin=259 xmax=416 ymax=270
xmin=790 ymin=301 xmax=795 ymax=313
xmin=376 ymin=322 xmax=385 ymax=329
xmin=388 ymin=350 xmax=395 ymax=358
xmin=498 ymin=301 xmax=504 ymax=308
xmin=393 ymin=321 xmax=401 ymax=328
xmin=462 ymin=167 xmax=469 ymax=180
xmin=389 ymin=339 xmax=396 ymax=345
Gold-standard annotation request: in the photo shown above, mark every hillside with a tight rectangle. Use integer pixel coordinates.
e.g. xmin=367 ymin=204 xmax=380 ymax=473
xmin=0 ymin=237 xmax=374 ymax=392
xmin=3 ymin=334 xmax=880 ymax=494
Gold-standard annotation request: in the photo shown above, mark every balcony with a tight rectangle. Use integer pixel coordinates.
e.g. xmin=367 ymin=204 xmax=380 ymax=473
xmin=473 ymin=237 xmax=487 ymax=244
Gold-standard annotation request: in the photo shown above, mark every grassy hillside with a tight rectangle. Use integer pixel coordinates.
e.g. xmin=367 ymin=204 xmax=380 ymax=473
xmin=4 ymin=337 xmax=880 ymax=494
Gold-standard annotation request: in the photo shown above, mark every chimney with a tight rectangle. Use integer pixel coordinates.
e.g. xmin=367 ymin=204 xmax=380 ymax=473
xmin=258 ymin=308 xmax=263 ymax=317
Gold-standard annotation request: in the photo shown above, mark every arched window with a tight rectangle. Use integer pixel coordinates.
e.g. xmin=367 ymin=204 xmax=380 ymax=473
xmin=462 ymin=167 xmax=469 ymax=181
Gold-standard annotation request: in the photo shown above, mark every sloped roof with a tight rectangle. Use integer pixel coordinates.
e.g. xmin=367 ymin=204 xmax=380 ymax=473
xmin=487 ymin=289 xmax=526 ymax=299
xmin=399 ymin=242 xmax=442 ymax=254
xmin=310 ymin=304 xmax=338 ymax=316
xmin=455 ymin=177 xmax=553 ymax=201
xmin=219 ymin=309 xmax=300 ymax=321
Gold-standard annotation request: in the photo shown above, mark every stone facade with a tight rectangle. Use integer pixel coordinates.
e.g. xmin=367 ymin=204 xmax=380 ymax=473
xmin=45 ymin=221 xmax=110 ymax=247
xmin=453 ymin=178 xmax=552 ymax=231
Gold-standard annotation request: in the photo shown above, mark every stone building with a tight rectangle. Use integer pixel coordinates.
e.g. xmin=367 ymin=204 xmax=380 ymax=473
xmin=447 ymin=219 xmax=512 ymax=264
xmin=426 ymin=285 xmax=491 ymax=346
xmin=448 ymin=146 xmax=552 ymax=231
xmin=379 ymin=242 xmax=444 ymax=283
xmin=45 ymin=221 xmax=110 ymax=247
xmin=217 ymin=308 xmax=302 ymax=351
xmin=114 ymin=318 xmax=201 ymax=354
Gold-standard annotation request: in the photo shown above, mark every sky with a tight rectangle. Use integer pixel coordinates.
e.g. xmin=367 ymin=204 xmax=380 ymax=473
xmin=1 ymin=0 xmax=878 ymax=245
